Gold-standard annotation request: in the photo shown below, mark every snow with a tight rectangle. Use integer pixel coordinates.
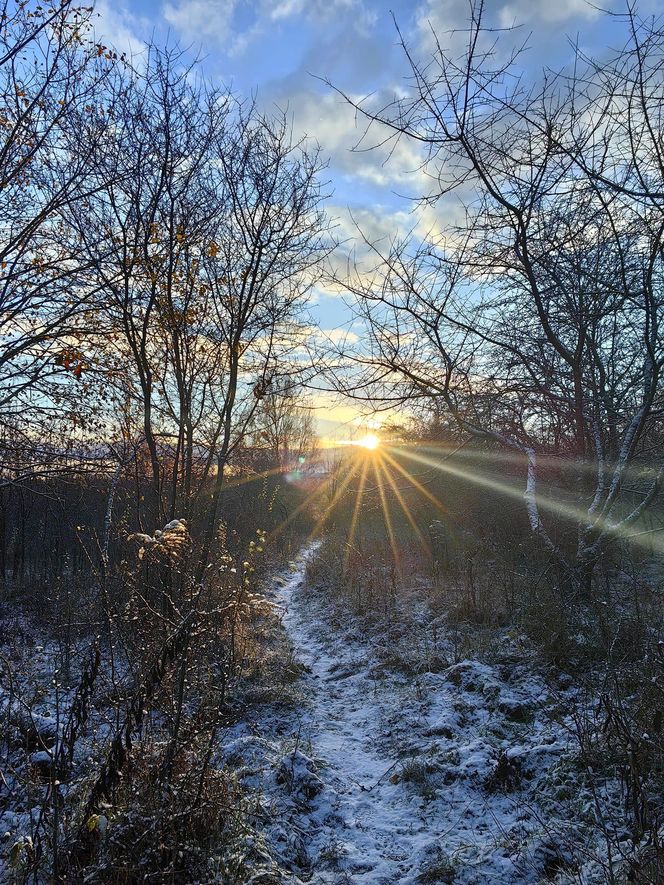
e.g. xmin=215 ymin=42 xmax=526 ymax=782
xmin=213 ymin=541 xmax=654 ymax=885
xmin=222 ymin=543 xmax=588 ymax=883
xmin=0 ymin=545 xmax=647 ymax=883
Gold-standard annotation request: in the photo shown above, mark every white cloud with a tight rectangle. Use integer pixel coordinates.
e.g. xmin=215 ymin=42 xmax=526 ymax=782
xmin=331 ymin=204 xmax=413 ymax=246
xmin=160 ymin=0 xmax=375 ymax=56
xmin=269 ymin=0 xmax=359 ymax=22
xmin=498 ymin=0 xmax=606 ymax=26
xmin=314 ymin=327 xmax=360 ymax=345
xmin=163 ymin=0 xmax=238 ymax=44
xmin=415 ymin=0 xmax=607 ymax=38
xmin=266 ymin=0 xmax=378 ymax=34
xmin=92 ymin=1 xmax=147 ymax=58
xmin=413 ymin=0 xmax=615 ymax=64
xmin=285 ymin=89 xmax=431 ymax=197
xmin=415 ymin=0 xmax=487 ymax=55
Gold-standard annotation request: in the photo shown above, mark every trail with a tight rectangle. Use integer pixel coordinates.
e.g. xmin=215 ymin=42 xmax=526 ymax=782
xmin=262 ymin=543 xmax=582 ymax=885
xmin=272 ymin=542 xmax=434 ymax=883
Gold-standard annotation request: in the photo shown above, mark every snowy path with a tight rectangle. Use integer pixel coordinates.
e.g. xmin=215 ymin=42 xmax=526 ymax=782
xmin=273 ymin=543 xmax=433 ymax=883
xmin=263 ymin=543 xmax=582 ymax=885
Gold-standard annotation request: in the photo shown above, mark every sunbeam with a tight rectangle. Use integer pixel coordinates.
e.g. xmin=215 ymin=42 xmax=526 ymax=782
xmin=373 ymin=456 xmax=401 ymax=570
xmin=394 ymin=445 xmax=664 ymax=556
xmin=267 ymin=467 xmax=339 ymax=543
xmin=344 ymin=458 xmax=370 ymax=570
xmin=307 ymin=457 xmax=363 ymax=542
xmin=381 ymin=448 xmax=449 ymax=515
xmin=376 ymin=457 xmax=429 ymax=552
xmin=355 ymin=434 xmax=380 ymax=450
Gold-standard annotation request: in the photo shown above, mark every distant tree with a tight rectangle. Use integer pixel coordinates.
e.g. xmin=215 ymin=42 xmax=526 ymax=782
xmin=197 ymin=105 xmax=330 ymax=568
xmin=249 ymin=381 xmax=318 ymax=470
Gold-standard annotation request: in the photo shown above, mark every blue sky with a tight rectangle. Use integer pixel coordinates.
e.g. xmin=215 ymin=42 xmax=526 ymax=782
xmin=93 ymin=0 xmax=652 ymax=438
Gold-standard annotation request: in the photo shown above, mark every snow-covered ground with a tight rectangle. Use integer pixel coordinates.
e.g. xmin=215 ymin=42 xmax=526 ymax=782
xmin=0 ymin=545 xmax=639 ymax=883
xmin=221 ymin=543 xmax=631 ymax=884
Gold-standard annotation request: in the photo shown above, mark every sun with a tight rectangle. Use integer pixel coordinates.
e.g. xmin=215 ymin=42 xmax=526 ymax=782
xmin=356 ymin=433 xmax=380 ymax=451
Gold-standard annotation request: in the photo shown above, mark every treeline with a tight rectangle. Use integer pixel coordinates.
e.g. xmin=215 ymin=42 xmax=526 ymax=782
xmin=0 ymin=469 xmax=312 ymax=587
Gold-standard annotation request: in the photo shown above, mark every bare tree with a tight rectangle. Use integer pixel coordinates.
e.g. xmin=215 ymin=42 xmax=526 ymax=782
xmin=331 ymin=0 xmax=664 ymax=588
xmin=0 ymin=2 xmax=118 ymax=411
xmin=0 ymin=1 xmax=121 ymax=492
xmin=66 ymin=43 xmax=330 ymax=563
xmin=67 ymin=44 xmax=232 ymax=528
xmin=0 ymin=13 xmax=331 ymax=882
xmin=197 ymin=105 xmax=331 ymax=569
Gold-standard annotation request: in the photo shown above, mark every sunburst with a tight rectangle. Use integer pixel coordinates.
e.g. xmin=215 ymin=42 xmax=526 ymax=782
xmin=355 ymin=434 xmax=380 ymax=450
xmin=267 ymin=433 xmax=662 ymax=569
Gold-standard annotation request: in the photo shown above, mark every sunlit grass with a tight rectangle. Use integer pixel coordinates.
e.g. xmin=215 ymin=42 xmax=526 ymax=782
xmin=388 ymin=445 xmax=663 ymax=556
xmin=376 ymin=457 xmax=429 ymax=553
xmin=373 ymin=457 xmax=400 ymax=570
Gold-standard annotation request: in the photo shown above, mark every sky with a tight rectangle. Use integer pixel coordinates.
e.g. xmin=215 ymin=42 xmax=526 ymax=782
xmin=92 ymin=0 xmax=652 ymax=440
